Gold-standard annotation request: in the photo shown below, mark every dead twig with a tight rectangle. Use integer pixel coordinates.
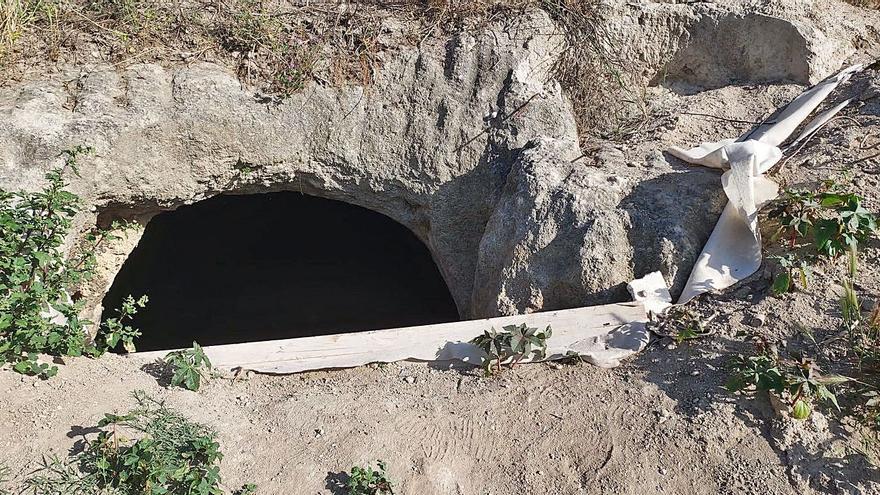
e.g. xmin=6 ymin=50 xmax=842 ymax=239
xmin=455 ymin=92 xmax=540 ymax=152
xmin=679 ymin=111 xmax=768 ymax=125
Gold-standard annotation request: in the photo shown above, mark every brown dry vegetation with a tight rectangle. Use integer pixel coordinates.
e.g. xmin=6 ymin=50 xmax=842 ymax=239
xmin=846 ymin=0 xmax=880 ymax=8
xmin=0 ymin=0 xmax=649 ymax=140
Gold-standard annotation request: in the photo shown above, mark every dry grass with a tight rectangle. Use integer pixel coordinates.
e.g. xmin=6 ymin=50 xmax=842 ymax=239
xmin=845 ymin=0 xmax=880 ymax=8
xmin=0 ymin=0 xmax=642 ymax=139
xmin=541 ymin=0 xmax=649 ymax=140
xmin=0 ymin=0 xmax=59 ymax=60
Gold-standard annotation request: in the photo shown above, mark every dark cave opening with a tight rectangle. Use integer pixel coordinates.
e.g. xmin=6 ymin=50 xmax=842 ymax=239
xmin=101 ymin=192 xmax=460 ymax=352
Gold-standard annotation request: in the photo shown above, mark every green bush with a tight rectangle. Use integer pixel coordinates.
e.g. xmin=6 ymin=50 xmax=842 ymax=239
xmin=23 ymin=391 xmax=255 ymax=495
xmin=164 ymin=341 xmax=213 ymax=391
xmin=470 ymin=323 xmax=552 ymax=375
xmin=726 ymin=346 xmax=848 ymax=420
xmin=0 ymin=147 xmax=146 ymax=378
xmin=769 ymin=180 xmax=877 ymax=258
xmin=346 ymin=461 xmax=393 ymax=495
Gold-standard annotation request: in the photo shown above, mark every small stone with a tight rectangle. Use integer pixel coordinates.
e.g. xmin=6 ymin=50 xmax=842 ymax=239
xmin=657 ymin=408 xmax=671 ymax=424
xmin=404 ymin=376 xmax=416 ymax=384
xmin=659 ymin=467 xmax=668 ymax=475
xmin=690 ymin=370 xmax=700 ymax=376
xmin=549 ymin=362 xmax=563 ymax=370
xmin=747 ymin=312 xmax=767 ymax=327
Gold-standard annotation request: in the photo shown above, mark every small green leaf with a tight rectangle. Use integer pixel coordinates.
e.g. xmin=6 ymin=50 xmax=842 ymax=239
xmin=771 ymin=271 xmax=791 ymax=295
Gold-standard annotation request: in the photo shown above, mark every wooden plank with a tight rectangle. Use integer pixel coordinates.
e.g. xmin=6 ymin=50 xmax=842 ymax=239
xmin=130 ymin=302 xmax=648 ymax=373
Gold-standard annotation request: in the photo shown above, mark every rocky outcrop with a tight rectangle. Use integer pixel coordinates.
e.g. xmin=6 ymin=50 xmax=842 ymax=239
xmin=0 ymin=1 xmax=876 ymax=321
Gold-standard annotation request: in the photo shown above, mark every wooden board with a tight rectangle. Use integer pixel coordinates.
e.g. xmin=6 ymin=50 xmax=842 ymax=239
xmin=130 ymin=302 xmax=648 ymax=373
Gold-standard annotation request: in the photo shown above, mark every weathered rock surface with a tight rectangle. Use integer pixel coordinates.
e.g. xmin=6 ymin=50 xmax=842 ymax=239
xmin=0 ymin=0 xmax=877 ymax=320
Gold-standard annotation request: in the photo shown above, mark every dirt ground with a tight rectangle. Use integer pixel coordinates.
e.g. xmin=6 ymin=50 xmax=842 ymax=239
xmin=1 ymin=306 xmax=878 ymax=495
xmin=0 ymin=350 xmax=810 ymax=494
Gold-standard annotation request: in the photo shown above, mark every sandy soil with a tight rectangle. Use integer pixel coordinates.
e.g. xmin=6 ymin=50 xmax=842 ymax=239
xmin=0 ymin=351 xmax=801 ymax=495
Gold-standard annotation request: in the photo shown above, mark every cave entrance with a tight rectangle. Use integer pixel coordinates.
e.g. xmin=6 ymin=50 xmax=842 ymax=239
xmin=102 ymin=192 xmax=460 ymax=352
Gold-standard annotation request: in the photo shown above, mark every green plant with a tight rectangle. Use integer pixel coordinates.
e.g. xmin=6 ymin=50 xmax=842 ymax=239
xmin=346 ymin=460 xmax=393 ymax=495
xmin=24 ymin=391 xmax=252 ymax=495
xmin=0 ymin=147 xmax=146 ymax=378
xmin=769 ymin=181 xmax=878 ymax=258
xmin=470 ymin=323 xmax=552 ymax=375
xmin=21 ymin=455 xmax=99 ymax=494
xmin=769 ymin=189 xmax=820 ymax=247
xmin=651 ymin=306 xmax=714 ymax=343
xmin=233 ymin=483 xmax=258 ymax=495
xmin=84 ymin=0 xmax=174 ymax=44
xmin=93 ymin=294 xmax=148 ymax=353
xmin=1 ymin=0 xmax=59 ymax=60
xmin=726 ymin=344 xmax=848 ymax=420
xmin=841 ymin=278 xmax=861 ymax=335
xmin=164 ymin=341 xmax=212 ymax=391
xmin=769 ymin=253 xmax=812 ymax=295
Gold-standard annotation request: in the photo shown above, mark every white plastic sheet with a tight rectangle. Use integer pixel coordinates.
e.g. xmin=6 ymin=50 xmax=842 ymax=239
xmin=672 ymin=64 xmax=863 ymax=304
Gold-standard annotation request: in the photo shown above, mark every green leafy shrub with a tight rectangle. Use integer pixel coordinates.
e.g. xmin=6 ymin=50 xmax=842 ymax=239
xmin=0 ymin=147 xmax=146 ymax=378
xmin=93 ymin=294 xmax=148 ymax=354
xmin=346 ymin=460 xmax=393 ymax=495
xmin=470 ymin=323 xmax=552 ymax=375
xmin=164 ymin=341 xmax=212 ymax=391
xmin=23 ymin=391 xmax=253 ymax=495
xmin=769 ymin=180 xmax=878 ymax=258
xmin=726 ymin=345 xmax=848 ymax=420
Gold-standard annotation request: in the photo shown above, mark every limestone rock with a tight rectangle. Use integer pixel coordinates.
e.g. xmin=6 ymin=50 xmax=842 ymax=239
xmin=0 ymin=1 xmax=876 ymax=321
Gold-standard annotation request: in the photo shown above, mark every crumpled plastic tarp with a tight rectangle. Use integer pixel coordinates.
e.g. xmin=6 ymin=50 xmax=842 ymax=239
xmin=671 ymin=64 xmax=863 ymax=304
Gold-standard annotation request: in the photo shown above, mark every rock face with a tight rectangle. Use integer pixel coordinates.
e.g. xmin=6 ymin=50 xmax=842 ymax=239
xmin=0 ymin=1 xmax=877 ymax=321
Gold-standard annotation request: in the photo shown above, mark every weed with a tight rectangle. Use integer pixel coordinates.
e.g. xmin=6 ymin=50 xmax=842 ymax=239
xmin=470 ymin=323 xmax=552 ymax=375
xmin=540 ymin=0 xmax=650 ymax=140
xmin=650 ymin=306 xmax=714 ymax=343
xmin=83 ymin=0 xmax=178 ymax=49
xmin=845 ymin=0 xmax=880 ymax=8
xmin=0 ymin=0 xmax=59 ymax=61
xmin=94 ymin=294 xmax=148 ymax=353
xmin=347 ymin=460 xmax=393 ymax=495
xmin=164 ymin=341 xmax=212 ymax=391
xmin=726 ymin=343 xmax=849 ymax=420
xmin=0 ymin=147 xmax=147 ymax=378
xmin=769 ymin=180 xmax=878 ymax=258
xmin=840 ymin=277 xmax=861 ymax=336
xmin=233 ymin=483 xmax=258 ymax=495
xmin=769 ymin=253 xmax=812 ymax=295
xmin=0 ymin=1 xmax=635 ymax=139
xmin=24 ymin=391 xmax=252 ymax=495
